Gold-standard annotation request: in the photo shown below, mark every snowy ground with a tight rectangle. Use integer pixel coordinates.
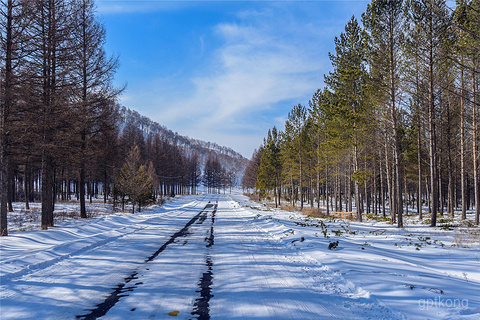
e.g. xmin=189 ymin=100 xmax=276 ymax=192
xmin=1 ymin=193 xmax=479 ymax=319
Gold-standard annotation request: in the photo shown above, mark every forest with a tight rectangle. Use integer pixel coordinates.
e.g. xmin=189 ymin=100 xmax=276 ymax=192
xmin=0 ymin=0 xmax=238 ymax=236
xmin=243 ymin=0 xmax=480 ymax=228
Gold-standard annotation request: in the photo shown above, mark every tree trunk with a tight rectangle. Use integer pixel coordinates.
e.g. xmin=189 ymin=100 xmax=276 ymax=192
xmin=80 ymin=163 xmax=86 ymax=218
xmin=418 ymin=105 xmax=423 ymax=219
xmin=334 ymin=171 xmax=339 ymax=212
xmin=0 ymin=0 xmax=15 ymax=236
xmin=299 ymin=152 xmax=303 ymax=210
xmin=373 ymin=157 xmax=377 ymax=215
xmin=447 ymin=106 xmax=454 ymax=218
xmin=41 ymin=155 xmax=55 ymax=229
xmin=354 ymin=146 xmax=362 ymax=221
xmin=380 ymin=152 xmax=385 ymax=218
xmin=461 ymin=64 xmax=467 ymax=220
xmin=325 ymin=164 xmax=330 ymax=216
xmin=389 ymin=23 xmax=403 ymax=227
xmin=384 ymin=129 xmax=393 ymax=221
xmin=439 ymin=166 xmax=444 ymax=217
xmin=24 ymin=163 xmax=30 ymax=210
xmin=473 ymin=64 xmax=479 ymax=225
xmin=428 ymin=34 xmax=438 ymax=227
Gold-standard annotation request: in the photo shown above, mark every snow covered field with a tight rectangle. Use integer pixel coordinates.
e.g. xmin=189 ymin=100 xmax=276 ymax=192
xmin=1 ymin=194 xmax=479 ymax=319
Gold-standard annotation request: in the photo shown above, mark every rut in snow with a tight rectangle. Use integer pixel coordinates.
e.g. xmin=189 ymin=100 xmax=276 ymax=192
xmin=76 ymin=204 xmax=211 ymax=320
xmin=191 ymin=202 xmax=217 ymax=320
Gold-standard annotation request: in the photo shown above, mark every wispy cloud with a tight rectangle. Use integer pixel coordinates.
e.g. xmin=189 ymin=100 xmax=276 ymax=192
xmin=153 ymin=7 xmax=327 ymax=144
xmin=97 ymin=0 xmax=189 ymax=14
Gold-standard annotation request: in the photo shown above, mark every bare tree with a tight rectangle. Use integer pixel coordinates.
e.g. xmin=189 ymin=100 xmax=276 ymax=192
xmin=1 ymin=0 xmax=32 ymax=235
xmin=25 ymin=0 xmax=77 ymax=229
xmin=70 ymin=0 xmax=120 ymax=218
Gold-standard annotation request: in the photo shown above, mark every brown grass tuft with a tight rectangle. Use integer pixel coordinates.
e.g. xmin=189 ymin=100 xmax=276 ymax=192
xmin=302 ymin=207 xmax=327 ymax=218
xmin=280 ymin=204 xmax=296 ymax=212
xmin=453 ymin=228 xmax=480 ymax=248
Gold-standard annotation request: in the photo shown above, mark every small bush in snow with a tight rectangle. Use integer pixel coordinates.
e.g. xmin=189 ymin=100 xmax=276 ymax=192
xmin=328 ymin=240 xmax=339 ymax=250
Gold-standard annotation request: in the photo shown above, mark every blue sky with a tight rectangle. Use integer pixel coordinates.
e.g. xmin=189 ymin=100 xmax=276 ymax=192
xmin=97 ymin=0 xmax=370 ymax=158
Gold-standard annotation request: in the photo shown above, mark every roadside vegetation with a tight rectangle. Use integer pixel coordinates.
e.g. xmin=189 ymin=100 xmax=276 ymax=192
xmin=243 ymin=0 xmax=480 ymax=228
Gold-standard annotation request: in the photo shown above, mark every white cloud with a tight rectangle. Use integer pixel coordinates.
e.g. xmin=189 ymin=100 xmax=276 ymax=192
xmin=158 ymin=15 xmax=325 ymax=128
xmin=145 ymin=13 xmax=329 ymax=157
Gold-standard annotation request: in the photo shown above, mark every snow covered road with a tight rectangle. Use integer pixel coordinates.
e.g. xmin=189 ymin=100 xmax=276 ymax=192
xmin=1 ymin=194 xmax=479 ymax=319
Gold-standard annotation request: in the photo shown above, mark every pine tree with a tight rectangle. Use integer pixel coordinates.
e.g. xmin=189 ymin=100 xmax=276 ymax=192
xmin=133 ymin=164 xmax=153 ymax=212
xmin=455 ymin=0 xmax=480 ymax=224
xmin=325 ymin=16 xmax=373 ymax=221
xmin=364 ymin=0 xmax=406 ymax=227
xmin=256 ymin=127 xmax=282 ymax=206
xmin=281 ymin=104 xmax=308 ymax=209
xmin=405 ymin=0 xmax=453 ymax=226
xmin=309 ymin=88 xmax=343 ymax=215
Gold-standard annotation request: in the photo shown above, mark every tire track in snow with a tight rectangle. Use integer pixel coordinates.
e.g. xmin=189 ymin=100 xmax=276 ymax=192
xmin=76 ymin=202 xmax=213 ymax=320
xmin=191 ymin=202 xmax=217 ymax=320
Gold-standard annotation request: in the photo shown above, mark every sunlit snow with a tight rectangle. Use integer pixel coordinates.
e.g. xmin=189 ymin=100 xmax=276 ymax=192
xmin=1 ymin=193 xmax=479 ymax=319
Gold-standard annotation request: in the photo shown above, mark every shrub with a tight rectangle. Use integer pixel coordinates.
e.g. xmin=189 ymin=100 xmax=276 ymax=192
xmin=328 ymin=240 xmax=339 ymax=250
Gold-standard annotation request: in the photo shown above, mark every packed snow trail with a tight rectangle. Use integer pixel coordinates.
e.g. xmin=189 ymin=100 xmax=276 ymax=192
xmin=76 ymin=202 xmax=217 ymax=319
xmin=97 ymin=200 xmax=219 ymax=320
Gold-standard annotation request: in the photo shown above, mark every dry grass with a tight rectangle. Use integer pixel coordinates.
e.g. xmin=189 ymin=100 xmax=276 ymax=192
xmin=280 ymin=204 xmax=296 ymax=212
xmin=320 ymin=210 xmax=358 ymax=221
xmin=244 ymin=193 xmax=260 ymax=202
xmin=334 ymin=211 xmax=357 ymax=221
xmin=302 ymin=207 xmax=327 ymax=218
xmin=453 ymin=228 xmax=480 ymax=248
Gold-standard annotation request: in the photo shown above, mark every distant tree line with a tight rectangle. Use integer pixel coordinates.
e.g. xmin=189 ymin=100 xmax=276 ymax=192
xmin=118 ymin=106 xmax=248 ymax=190
xmin=203 ymin=156 xmax=236 ymax=194
xmin=0 ymin=0 xmax=234 ymax=236
xmin=115 ymin=121 xmax=204 ymax=210
xmin=243 ymin=0 xmax=480 ymax=227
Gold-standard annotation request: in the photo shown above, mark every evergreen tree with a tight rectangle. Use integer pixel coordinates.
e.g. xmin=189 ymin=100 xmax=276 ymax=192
xmin=256 ymin=127 xmax=282 ymax=206
xmin=405 ymin=0 xmax=453 ymax=226
xmin=363 ymin=0 xmax=406 ymax=227
xmin=309 ymin=88 xmax=344 ymax=215
xmin=116 ymin=145 xmax=153 ymax=213
xmin=455 ymin=0 xmax=480 ymax=224
xmin=281 ymin=104 xmax=308 ymax=209
xmin=325 ymin=16 xmax=373 ymax=221
xmin=133 ymin=164 xmax=153 ymax=212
